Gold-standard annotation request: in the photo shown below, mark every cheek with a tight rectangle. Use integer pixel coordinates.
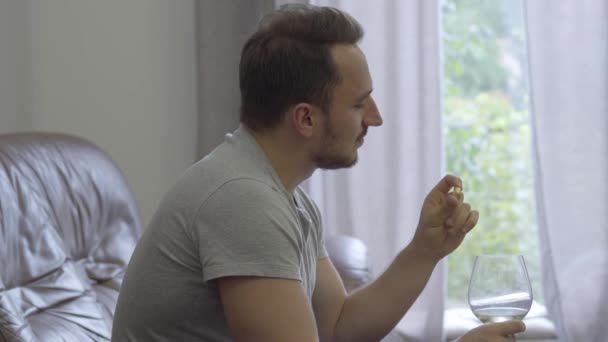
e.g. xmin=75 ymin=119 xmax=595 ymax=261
xmin=325 ymin=108 xmax=362 ymax=140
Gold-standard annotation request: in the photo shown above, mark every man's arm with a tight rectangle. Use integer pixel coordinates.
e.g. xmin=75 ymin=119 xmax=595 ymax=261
xmin=217 ymin=250 xmax=436 ymax=342
xmin=218 ymin=276 xmax=319 ymax=342
xmin=202 ymin=179 xmax=323 ymax=341
xmin=313 ymin=175 xmax=479 ymax=342
xmin=312 ymin=247 xmax=438 ymax=342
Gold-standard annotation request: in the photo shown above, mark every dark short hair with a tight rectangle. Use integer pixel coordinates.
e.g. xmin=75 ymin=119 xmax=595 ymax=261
xmin=239 ymin=4 xmax=363 ymax=132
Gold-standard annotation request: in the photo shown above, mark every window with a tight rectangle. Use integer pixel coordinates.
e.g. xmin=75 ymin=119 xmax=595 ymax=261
xmin=441 ymin=0 xmax=543 ymax=307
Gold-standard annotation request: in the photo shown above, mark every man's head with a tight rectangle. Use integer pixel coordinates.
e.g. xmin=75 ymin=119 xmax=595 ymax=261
xmin=240 ymin=5 xmax=382 ymax=169
xmin=239 ymin=4 xmax=363 ymax=132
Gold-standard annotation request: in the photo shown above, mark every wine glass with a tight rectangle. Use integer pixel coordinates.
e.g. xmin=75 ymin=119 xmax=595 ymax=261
xmin=468 ymin=255 xmax=533 ymax=324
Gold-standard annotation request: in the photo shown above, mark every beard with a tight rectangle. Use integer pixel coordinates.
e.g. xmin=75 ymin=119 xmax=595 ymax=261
xmin=313 ymin=122 xmax=366 ymax=170
xmin=315 ymin=149 xmax=359 ymax=170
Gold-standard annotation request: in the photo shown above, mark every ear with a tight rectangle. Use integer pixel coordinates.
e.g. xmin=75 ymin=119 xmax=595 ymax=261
xmin=290 ymin=102 xmax=317 ymax=138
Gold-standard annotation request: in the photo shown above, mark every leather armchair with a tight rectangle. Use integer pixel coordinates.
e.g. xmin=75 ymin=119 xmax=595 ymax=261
xmin=325 ymin=234 xmax=373 ymax=293
xmin=0 ymin=132 xmax=375 ymax=341
xmin=0 ymin=133 xmax=142 ymax=341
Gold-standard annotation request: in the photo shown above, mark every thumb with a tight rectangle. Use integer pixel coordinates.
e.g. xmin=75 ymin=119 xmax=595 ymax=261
xmin=487 ymin=321 xmax=526 ymax=335
xmin=423 ymin=175 xmax=462 ymax=222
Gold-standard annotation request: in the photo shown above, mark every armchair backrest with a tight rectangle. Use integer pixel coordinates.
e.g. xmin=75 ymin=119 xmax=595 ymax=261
xmin=0 ymin=132 xmax=142 ymax=341
xmin=326 ymin=235 xmax=373 ymax=293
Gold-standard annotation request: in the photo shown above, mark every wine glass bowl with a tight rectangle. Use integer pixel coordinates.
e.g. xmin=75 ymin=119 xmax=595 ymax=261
xmin=468 ymin=255 xmax=533 ymax=323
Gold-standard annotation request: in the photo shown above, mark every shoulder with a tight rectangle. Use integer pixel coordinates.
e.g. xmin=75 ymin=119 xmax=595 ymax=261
xmin=194 ymin=178 xmax=297 ymax=235
xmin=158 ymin=143 xmax=280 ymax=222
xmin=204 ymin=178 xmax=286 ymax=212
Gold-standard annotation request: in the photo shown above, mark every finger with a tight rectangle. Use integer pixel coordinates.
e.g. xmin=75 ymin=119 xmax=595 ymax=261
xmin=431 ymin=174 xmax=462 ymax=195
xmin=447 ymin=226 xmax=467 ymax=243
xmin=447 ymin=203 xmax=471 ymax=230
xmin=486 ymin=320 xmax=526 ymax=335
xmin=462 ymin=210 xmax=479 ymax=233
xmin=447 ymin=227 xmax=464 ymax=237
xmin=447 ymin=190 xmax=464 ymax=204
xmin=436 ymin=193 xmax=460 ymax=222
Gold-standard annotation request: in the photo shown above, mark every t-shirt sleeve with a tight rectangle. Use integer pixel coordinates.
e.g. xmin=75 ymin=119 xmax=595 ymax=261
xmin=193 ymin=179 xmax=304 ymax=283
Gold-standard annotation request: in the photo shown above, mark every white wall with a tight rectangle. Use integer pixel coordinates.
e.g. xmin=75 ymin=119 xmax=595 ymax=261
xmin=0 ymin=0 xmax=30 ymax=133
xmin=1 ymin=0 xmax=198 ymax=225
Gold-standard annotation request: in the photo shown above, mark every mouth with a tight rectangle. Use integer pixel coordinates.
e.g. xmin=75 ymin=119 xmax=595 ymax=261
xmin=356 ymin=136 xmax=365 ymax=146
xmin=356 ymin=130 xmax=367 ymax=146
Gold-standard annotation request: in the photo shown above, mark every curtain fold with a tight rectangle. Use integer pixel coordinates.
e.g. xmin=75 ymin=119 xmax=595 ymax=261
xmin=196 ymin=0 xmax=273 ymax=157
xmin=303 ymin=1 xmax=445 ymax=340
xmin=525 ymin=1 xmax=608 ymax=341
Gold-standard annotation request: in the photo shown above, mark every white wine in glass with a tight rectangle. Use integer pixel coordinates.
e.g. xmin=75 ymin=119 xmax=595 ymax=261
xmin=468 ymin=255 xmax=533 ymax=324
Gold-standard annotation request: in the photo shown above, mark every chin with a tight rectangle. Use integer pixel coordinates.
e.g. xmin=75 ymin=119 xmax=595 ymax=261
xmin=317 ymin=153 xmax=358 ymax=170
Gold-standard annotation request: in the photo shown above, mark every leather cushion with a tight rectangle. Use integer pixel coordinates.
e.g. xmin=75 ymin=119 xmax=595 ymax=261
xmin=0 ymin=133 xmax=141 ymax=341
xmin=326 ymin=235 xmax=373 ymax=292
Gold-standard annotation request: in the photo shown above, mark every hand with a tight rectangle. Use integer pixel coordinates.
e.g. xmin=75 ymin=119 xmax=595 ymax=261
xmin=410 ymin=175 xmax=479 ymax=260
xmin=456 ymin=321 xmax=526 ymax=342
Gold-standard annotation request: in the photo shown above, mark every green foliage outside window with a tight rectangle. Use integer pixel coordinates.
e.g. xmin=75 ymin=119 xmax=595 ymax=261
xmin=442 ymin=0 xmax=542 ymax=306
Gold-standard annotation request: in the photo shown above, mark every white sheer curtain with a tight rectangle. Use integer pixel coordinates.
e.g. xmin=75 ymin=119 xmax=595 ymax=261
xmin=301 ymin=1 xmax=446 ymax=340
xmin=525 ymin=1 xmax=608 ymax=341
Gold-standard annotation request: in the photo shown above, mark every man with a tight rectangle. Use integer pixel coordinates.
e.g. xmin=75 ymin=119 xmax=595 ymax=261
xmin=112 ymin=4 xmax=525 ymax=342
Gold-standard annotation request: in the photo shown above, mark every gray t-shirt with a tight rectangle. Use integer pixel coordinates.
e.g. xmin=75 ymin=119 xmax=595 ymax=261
xmin=112 ymin=126 xmax=328 ymax=341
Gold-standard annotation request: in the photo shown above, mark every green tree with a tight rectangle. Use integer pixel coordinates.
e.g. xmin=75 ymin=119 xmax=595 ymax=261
xmin=442 ymin=0 xmax=541 ymax=306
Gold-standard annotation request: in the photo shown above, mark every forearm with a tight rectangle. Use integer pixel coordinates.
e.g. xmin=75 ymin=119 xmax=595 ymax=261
xmin=332 ymin=245 xmax=439 ymax=342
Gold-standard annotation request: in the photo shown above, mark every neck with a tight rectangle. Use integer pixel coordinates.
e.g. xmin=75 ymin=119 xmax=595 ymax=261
xmin=247 ymin=126 xmax=316 ymax=193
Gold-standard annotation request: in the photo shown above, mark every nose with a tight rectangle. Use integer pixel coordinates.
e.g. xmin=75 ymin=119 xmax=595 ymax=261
xmin=363 ymin=96 xmax=383 ymax=127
